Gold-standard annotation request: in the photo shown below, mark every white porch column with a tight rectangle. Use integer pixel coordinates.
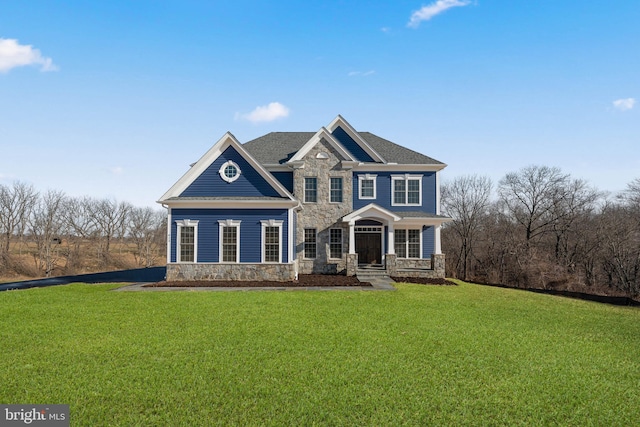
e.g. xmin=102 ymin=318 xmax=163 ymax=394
xmin=348 ymin=221 xmax=356 ymax=254
xmin=387 ymin=222 xmax=395 ymax=254
xmin=435 ymin=224 xmax=442 ymax=254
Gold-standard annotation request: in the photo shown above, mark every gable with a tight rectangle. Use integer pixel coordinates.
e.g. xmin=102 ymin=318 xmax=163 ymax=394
xmin=158 ymin=132 xmax=295 ymax=203
xmin=180 ymin=146 xmax=281 ymax=198
xmin=331 ymin=126 xmax=377 ymax=163
xmin=286 ymin=127 xmax=355 ymax=165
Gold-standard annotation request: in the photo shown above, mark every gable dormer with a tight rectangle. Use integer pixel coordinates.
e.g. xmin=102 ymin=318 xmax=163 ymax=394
xmin=286 ymin=127 xmax=355 ymax=168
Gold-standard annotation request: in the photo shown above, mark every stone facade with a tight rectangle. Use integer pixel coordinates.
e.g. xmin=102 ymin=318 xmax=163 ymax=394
xmin=387 ymin=254 xmax=446 ymax=278
xmin=167 ymin=262 xmax=297 ymax=282
xmin=346 ymin=253 xmax=358 ymax=276
xmin=295 ymin=138 xmax=353 ymax=274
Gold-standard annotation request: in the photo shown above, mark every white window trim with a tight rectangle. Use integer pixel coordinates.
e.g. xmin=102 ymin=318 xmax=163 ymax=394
xmin=260 ymin=219 xmax=284 ymax=263
xmin=303 ymin=228 xmax=317 ymax=259
xmin=329 ymin=228 xmax=343 ymax=260
xmin=175 ymin=219 xmax=199 ymax=263
xmin=304 ymin=176 xmax=318 ymax=203
xmin=330 ymin=177 xmax=343 ymax=204
xmin=395 ymin=228 xmax=423 ymax=259
xmin=218 ymin=219 xmax=241 ymax=263
xmin=391 ymin=174 xmax=423 ymax=206
xmin=358 ymin=174 xmax=377 ymax=200
xmin=219 ymin=160 xmax=241 ymax=183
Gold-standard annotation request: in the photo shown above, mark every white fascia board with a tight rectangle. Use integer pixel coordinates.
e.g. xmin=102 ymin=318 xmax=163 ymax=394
xmin=161 ymin=200 xmax=299 ymax=209
xmin=158 ymin=132 xmax=296 ymax=203
xmin=287 ymin=127 xmax=355 ymax=163
xmin=326 ymin=115 xmax=386 ymax=163
xmin=352 ymin=163 xmax=447 ymax=172
xmin=397 ymin=217 xmax=453 ymax=227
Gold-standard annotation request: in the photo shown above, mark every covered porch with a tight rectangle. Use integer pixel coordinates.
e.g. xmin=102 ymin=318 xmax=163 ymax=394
xmin=342 ymin=203 xmax=448 ymax=278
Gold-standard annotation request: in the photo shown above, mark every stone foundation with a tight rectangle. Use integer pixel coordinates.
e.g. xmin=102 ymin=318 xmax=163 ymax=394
xmin=166 ymin=263 xmax=298 ymax=282
xmin=388 ymin=254 xmax=446 ymax=279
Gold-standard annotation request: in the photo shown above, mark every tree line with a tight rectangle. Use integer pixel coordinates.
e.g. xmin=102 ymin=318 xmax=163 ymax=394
xmin=441 ymin=166 xmax=640 ymax=299
xmin=0 ymin=182 xmax=166 ymax=278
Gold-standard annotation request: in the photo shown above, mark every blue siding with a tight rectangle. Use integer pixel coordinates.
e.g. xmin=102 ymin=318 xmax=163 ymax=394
xmin=423 ymin=226 xmax=435 ymax=256
xmin=352 ymin=171 xmax=437 ymax=214
xmin=271 ymin=171 xmax=294 ymax=193
xmin=331 ymin=126 xmax=376 ymax=163
xmin=170 ymin=208 xmax=289 ymax=263
xmin=180 ymin=146 xmax=282 ymax=198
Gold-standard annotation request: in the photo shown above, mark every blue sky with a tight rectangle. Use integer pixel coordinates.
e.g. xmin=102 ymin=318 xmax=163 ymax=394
xmin=1 ymin=0 xmax=638 ymax=208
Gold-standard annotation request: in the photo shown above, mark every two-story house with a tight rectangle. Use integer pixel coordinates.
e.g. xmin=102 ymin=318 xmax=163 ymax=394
xmin=158 ymin=115 xmax=449 ymax=281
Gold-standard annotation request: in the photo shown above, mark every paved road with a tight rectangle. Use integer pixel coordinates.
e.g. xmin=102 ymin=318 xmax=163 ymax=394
xmin=0 ymin=267 xmax=166 ymax=292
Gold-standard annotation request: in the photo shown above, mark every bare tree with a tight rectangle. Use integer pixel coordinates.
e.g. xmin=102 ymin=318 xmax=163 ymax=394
xmin=548 ymin=178 xmax=600 ymax=266
xmin=498 ymin=165 xmax=571 ymax=243
xmin=0 ymin=181 xmax=38 ymax=256
xmin=61 ymin=196 xmax=98 ymax=272
xmin=129 ymin=207 xmax=166 ymax=267
xmin=86 ymin=198 xmax=131 ymax=263
xmin=599 ymin=202 xmax=640 ymax=298
xmin=28 ymin=190 xmax=66 ymax=276
xmin=442 ymin=175 xmax=492 ymax=280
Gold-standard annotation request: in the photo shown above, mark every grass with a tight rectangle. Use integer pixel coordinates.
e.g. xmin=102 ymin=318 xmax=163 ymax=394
xmin=1 ymin=281 xmax=639 ymax=426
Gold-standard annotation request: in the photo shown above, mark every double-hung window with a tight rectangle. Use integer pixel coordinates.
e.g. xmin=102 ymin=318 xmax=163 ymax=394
xmin=395 ymin=229 xmax=421 ymax=258
xmin=261 ymin=220 xmax=283 ymax=263
xmin=218 ymin=220 xmax=241 ymax=262
xmin=330 ymin=177 xmax=343 ymax=203
xmin=176 ymin=219 xmax=199 ymax=262
xmin=392 ymin=175 xmax=422 ymax=206
xmin=329 ymin=228 xmax=343 ymax=259
xmin=358 ymin=174 xmax=377 ymax=199
xmin=304 ymin=228 xmax=317 ymax=259
xmin=304 ymin=177 xmax=317 ymax=203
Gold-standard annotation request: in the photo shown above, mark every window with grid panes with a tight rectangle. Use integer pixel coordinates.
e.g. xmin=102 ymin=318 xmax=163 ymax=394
xmin=394 ymin=229 xmax=406 ymax=258
xmin=179 ymin=226 xmax=195 ymax=262
xmin=264 ymin=226 xmax=280 ymax=262
xmin=329 ymin=228 xmax=342 ymax=259
xmin=222 ymin=226 xmax=238 ymax=262
xmin=304 ymin=177 xmax=317 ymax=203
xmin=330 ymin=177 xmax=343 ymax=203
xmin=304 ymin=228 xmax=317 ymax=258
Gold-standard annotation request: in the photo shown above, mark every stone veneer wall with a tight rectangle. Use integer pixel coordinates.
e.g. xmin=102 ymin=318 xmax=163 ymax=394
xmin=167 ymin=263 xmax=297 ymax=282
xmin=295 ymin=138 xmax=353 ymax=274
xmin=389 ymin=254 xmax=446 ymax=278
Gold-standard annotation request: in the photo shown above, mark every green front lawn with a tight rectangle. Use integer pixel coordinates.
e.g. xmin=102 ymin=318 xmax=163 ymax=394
xmin=1 ymin=282 xmax=639 ymax=426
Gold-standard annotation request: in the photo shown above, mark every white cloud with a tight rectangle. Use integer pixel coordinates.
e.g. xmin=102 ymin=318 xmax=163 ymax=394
xmin=612 ymin=98 xmax=636 ymax=112
xmin=110 ymin=166 xmax=124 ymax=175
xmin=236 ymin=102 xmax=290 ymax=123
xmin=407 ymin=0 xmax=471 ymax=28
xmin=0 ymin=38 xmax=58 ymax=73
xmin=348 ymin=70 xmax=375 ymax=77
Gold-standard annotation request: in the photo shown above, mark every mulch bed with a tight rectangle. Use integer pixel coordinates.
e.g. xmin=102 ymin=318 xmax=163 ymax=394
xmin=144 ymin=274 xmax=371 ymax=288
xmin=391 ymin=277 xmax=457 ymax=286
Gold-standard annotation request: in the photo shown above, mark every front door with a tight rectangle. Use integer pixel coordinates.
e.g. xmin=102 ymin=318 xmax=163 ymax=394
xmin=355 ymin=233 xmax=382 ymax=265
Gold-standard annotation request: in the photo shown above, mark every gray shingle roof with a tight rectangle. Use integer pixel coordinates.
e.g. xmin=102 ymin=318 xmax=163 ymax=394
xmin=359 ymin=132 xmax=444 ymax=165
xmin=243 ymin=131 xmax=443 ymax=165
xmin=165 ymin=196 xmax=289 ymax=201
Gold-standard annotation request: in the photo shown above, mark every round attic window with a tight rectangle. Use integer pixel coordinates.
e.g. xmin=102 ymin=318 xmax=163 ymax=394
xmin=219 ymin=161 xmax=241 ymax=183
